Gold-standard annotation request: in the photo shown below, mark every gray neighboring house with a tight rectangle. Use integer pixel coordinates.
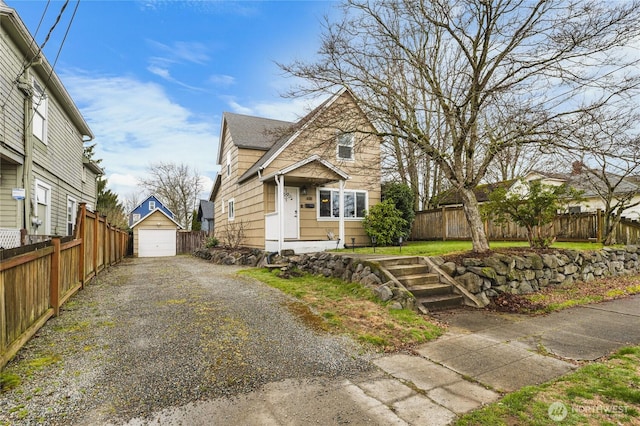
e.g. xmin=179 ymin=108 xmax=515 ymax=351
xmin=0 ymin=1 xmax=101 ymax=248
xmin=197 ymin=199 xmax=214 ymax=235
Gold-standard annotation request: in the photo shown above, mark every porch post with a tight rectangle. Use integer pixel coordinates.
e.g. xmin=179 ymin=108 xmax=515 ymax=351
xmin=276 ymin=174 xmax=285 ymax=254
xmin=339 ymin=179 xmax=345 ymax=248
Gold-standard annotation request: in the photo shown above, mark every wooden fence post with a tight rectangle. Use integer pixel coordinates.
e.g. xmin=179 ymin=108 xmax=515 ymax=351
xmin=93 ymin=211 xmax=99 ymax=276
xmin=78 ymin=203 xmax=87 ymax=288
xmin=442 ymin=207 xmax=447 ymax=241
xmin=50 ymin=237 xmax=61 ymax=317
xmin=597 ymin=209 xmax=603 ymax=242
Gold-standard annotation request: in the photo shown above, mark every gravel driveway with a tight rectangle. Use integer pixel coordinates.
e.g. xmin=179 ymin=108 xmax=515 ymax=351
xmin=0 ymin=256 xmax=379 ymax=425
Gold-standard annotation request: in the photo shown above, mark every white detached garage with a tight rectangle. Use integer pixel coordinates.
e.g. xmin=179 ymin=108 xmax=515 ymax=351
xmin=132 ymin=209 xmax=183 ymax=257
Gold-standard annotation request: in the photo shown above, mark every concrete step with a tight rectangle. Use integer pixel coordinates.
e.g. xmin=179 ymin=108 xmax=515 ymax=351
xmin=378 ymin=256 xmax=421 ymax=267
xmin=418 ymin=294 xmax=465 ymax=312
xmin=398 ymin=273 xmax=441 ymax=287
xmin=407 ymin=283 xmax=453 ymax=298
xmin=385 ymin=264 xmax=431 ymax=276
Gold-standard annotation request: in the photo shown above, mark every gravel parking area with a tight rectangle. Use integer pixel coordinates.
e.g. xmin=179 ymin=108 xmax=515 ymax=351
xmin=0 ymin=256 xmax=375 ymax=425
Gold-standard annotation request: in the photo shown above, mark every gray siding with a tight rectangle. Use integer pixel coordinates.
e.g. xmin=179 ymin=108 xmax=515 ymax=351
xmin=0 ymin=6 xmax=97 ymax=236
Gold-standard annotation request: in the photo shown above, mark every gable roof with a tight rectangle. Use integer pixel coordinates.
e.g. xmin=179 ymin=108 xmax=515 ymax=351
xmin=215 ymin=113 xmax=293 ymax=164
xmin=0 ymin=3 xmax=93 ymax=140
xmin=198 ymin=199 xmax=214 ymax=220
xmin=237 ymin=88 xmax=352 ymax=184
xmin=130 ymin=208 xmax=183 ymax=229
xmin=259 ymin=154 xmax=350 ymax=182
xmin=128 ymin=194 xmax=175 ymax=217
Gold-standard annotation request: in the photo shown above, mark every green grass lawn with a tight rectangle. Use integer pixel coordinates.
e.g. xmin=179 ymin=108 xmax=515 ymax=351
xmin=334 ymin=240 xmax=605 ymax=257
xmin=237 ymin=268 xmax=443 ymax=352
xmin=455 ymin=346 xmax=640 ymax=425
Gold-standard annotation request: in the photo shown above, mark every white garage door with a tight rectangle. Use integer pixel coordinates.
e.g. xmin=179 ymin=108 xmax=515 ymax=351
xmin=138 ymin=229 xmax=176 ymax=257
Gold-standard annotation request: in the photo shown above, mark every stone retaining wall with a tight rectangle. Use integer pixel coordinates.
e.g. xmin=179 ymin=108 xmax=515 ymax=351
xmin=193 ymin=248 xmax=415 ymax=309
xmin=194 ymin=246 xmax=640 ymax=309
xmin=433 ymin=246 xmax=640 ymax=304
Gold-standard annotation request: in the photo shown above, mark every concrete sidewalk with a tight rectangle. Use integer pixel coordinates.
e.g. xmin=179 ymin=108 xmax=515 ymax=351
xmin=367 ymin=294 xmax=640 ymax=424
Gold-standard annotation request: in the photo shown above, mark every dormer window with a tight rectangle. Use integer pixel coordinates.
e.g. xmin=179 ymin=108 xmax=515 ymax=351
xmin=337 ymin=133 xmax=354 ymax=160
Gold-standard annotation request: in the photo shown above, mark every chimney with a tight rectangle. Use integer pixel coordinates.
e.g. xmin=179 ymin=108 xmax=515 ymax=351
xmin=571 ymin=161 xmax=584 ymax=175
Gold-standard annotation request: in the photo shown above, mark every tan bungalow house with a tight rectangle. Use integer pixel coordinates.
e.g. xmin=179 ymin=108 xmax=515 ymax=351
xmin=209 ymin=88 xmax=382 ymax=254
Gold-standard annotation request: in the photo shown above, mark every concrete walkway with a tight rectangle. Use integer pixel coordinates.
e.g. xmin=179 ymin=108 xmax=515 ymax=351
xmin=367 ymin=294 xmax=640 ymax=424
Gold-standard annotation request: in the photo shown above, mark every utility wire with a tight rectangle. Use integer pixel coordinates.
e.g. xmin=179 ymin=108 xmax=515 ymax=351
xmin=0 ymin=0 xmax=51 ymax=109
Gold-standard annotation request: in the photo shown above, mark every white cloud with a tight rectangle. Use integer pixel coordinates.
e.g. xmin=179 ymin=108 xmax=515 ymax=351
xmin=61 ymin=71 xmax=220 ymax=199
xmin=209 ymin=74 xmax=235 ymax=87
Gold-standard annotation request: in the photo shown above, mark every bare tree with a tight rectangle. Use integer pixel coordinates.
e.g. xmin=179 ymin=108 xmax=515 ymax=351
xmin=122 ymin=190 xmax=146 ymax=216
xmin=564 ymin=108 xmax=640 ymax=245
xmin=281 ymin=0 xmax=640 ymax=252
xmin=139 ymin=162 xmax=204 ymax=230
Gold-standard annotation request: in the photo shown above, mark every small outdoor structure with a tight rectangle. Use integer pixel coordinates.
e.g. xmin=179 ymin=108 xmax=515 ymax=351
xmin=131 ymin=209 xmax=182 ymax=257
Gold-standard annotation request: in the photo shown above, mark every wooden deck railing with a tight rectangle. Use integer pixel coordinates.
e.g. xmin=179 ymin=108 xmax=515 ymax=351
xmin=0 ymin=203 xmax=128 ymax=370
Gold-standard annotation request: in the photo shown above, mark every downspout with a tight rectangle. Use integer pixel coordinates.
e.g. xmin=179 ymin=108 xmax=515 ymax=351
xmin=20 ymin=68 xmax=34 ymax=236
xmin=339 ymin=179 xmax=345 ymax=248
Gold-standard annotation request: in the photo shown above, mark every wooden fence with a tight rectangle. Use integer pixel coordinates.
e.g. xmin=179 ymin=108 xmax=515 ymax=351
xmin=410 ymin=207 xmax=640 ymax=245
xmin=177 ymin=230 xmax=207 ymax=254
xmin=0 ymin=203 xmax=128 ymax=370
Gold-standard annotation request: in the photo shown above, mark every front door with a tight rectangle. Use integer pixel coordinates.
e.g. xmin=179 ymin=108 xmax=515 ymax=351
xmin=283 ymin=186 xmax=299 ymax=239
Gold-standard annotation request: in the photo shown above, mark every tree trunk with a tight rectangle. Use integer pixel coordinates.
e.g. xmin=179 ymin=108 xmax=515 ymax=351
xmin=458 ymin=187 xmax=490 ymax=252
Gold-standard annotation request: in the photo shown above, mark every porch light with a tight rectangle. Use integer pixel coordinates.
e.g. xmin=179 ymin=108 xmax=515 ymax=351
xmin=301 ymin=185 xmax=307 ymax=195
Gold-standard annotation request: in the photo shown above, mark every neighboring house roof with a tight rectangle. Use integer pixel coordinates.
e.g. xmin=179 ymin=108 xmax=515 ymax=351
xmin=197 ymin=200 xmax=214 ymax=221
xmin=128 ymin=194 xmax=176 ymax=218
xmin=0 ymin=3 xmax=93 ymax=140
xmin=237 ymin=88 xmax=350 ymax=184
xmin=130 ymin=208 xmax=183 ymax=229
xmin=565 ymin=171 xmax=640 ymax=199
xmin=435 ymin=180 xmax=517 ymax=206
xmin=436 ymin=168 xmax=640 ymax=207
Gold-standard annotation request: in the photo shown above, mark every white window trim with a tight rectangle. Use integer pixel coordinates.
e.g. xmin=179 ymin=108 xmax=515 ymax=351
xmin=149 ymin=200 xmax=156 ymax=210
xmin=32 ymin=78 xmax=48 ymax=144
xmin=34 ymin=179 xmax=52 ymax=234
xmin=317 ymin=188 xmax=367 ymax=221
xmin=67 ymin=196 xmax=77 ymax=236
xmin=132 ymin=213 xmax=141 ymax=222
xmin=228 ymin=198 xmax=235 ymax=220
xmin=337 ymin=133 xmax=355 ymax=161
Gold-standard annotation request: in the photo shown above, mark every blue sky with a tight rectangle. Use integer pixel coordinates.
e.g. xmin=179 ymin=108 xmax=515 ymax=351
xmin=8 ymin=0 xmax=337 ymax=201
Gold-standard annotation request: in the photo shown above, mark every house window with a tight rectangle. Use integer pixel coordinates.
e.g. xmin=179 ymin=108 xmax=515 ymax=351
xmin=34 ymin=179 xmax=51 ymax=234
xmin=337 ymin=133 xmax=354 ymax=160
xmin=227 ymin=151 xmax=231 ymax=177
xmin=318 ymin=188 xmax=367 ymax=219
xmin=32 ymin=79 xmax=48 ymax=144
xmin=132 ymin=213 xmax=141 ymax=222
xmin=228 ymin=199 xmax=235 ymax=220
xmin=149 ymin=200 xmax=156 ymax=210
xmin=67 ymin=197 xmax=77 ymax=236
